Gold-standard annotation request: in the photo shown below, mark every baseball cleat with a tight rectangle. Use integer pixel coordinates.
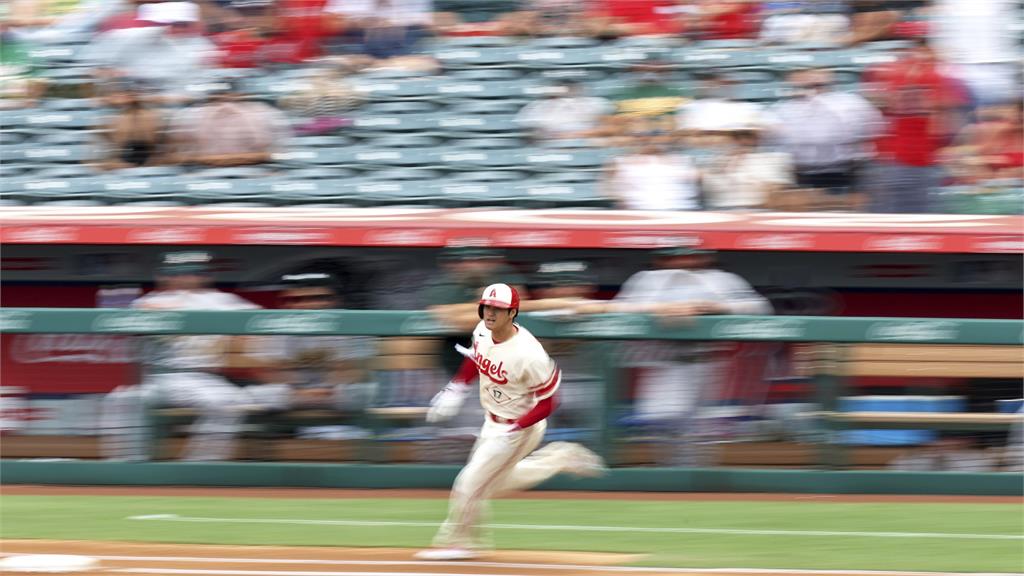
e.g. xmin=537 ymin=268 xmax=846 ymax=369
xmin=414 ymin=547 xmax=479 ymax=560
xmin=567 ymin=443 xmax=608 ymax=478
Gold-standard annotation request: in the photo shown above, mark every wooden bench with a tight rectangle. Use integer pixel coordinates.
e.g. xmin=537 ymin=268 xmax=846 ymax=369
xmin=813 ymin=344 xmax=1024 ymax=467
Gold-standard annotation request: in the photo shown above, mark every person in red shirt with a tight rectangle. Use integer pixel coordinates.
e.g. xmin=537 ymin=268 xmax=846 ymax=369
xmin=587 ymin=0 xmax=685 ymax=36
xmin=864 ymin=38 xmax=968 ymax=213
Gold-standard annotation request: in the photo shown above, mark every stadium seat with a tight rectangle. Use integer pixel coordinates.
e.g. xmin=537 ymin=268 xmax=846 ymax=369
xmin=12 ymin=176 xmax=102 ymax=204
xmin=288 ymin=135 xmax=357 ymax=148
xmin=433 ymin=79 xmax=540 ymax=101
xmin=351 ymin=113 xmax=440 ymax=136
xmin=515 ymin=180 xmax=611 ymax=209
xmin=273 ymin=146 xmax=357 ymax=167
xmin=436 ymin=147 xmax=524 ymax=171
xmin=180 ymin=177 xmax=267 ymax=204
xmin=431 ymin=114 xmax=522 ymax=138
xmin=363 ymin=169 xmax=445 ymax=181
xmin=352 ymin=78 xmax=446 ymax=100
xmin=21 ymin=110 xmax=98 ymax=130
xmin=350 ymin=179 xmax=439 ymax=207
xmin=519 ymin=148 xmax=614 ymax=172
xmin=429 ymin=46 xmax=522 ymax=68
xmin=448 ymin=170 xmax=526 ymax=182
xmin=368 ymin=135 xmax=445 ymax=149
xmin=431 ymin=180 xmax=520 ymax=208
xmin=362 ymin=101 xmax=442 ymax=115
xmin=424 ymin=35 xmax=516 ymax=49
xmin=286 ymin=168 xmax=359 ymax=180
xmin=446 ymin=99 xmax=530 ymax=115
xmin=265 ymin=178 xmax=352 ymax=205
xmin=449 ymin=69 xmax=526 ymax=82
xmin=13 ymin=144 xmax=90 ymax=164
xmin=96 ymin=176 xmax=178 ymax=204
xmin=350 ymin=147 xmax=440 ymax=170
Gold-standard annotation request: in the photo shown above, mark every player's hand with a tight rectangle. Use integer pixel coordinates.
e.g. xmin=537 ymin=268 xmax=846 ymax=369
xmin=426 ymin=382 xmax=470 ymax=423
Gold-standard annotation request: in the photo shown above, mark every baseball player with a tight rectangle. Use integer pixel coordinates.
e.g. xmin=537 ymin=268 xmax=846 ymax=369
xmin=101 ymin=251 xmax=289 ymax=461
xmin=415 ymin=283 xmax=605 ymax=561
xmin=576 ymin=245 xmax=772 ymax=465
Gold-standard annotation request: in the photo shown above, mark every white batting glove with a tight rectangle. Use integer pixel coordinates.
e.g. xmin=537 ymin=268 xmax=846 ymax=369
xmin=426 ymin=382 xmax=470 ymax=423
xmin=454 ymin=343 xmax=474 ymax=359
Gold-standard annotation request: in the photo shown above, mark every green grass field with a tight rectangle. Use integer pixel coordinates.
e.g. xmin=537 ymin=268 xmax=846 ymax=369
xmin=2 ymin=495 xmax=1021 ymax=572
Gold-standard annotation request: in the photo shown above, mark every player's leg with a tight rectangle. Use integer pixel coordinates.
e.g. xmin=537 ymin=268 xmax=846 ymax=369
xmin=429 ymin=419 xmax=543 ymax=552
xmin=99 ymin=384 xmax=150 ymax=461
xmin=174 ymin=373 xmax=248 ymax=461
xmin=493 ymin=422 xmax=606 ymax=494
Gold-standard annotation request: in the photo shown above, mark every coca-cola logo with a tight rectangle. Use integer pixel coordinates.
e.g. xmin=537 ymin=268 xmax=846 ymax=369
xmin=10 ymin=335 xmax=136 ymax=364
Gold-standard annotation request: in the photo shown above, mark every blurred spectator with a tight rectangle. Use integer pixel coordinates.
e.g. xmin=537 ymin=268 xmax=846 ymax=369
xmin=6 ymin=0 xmax=125 ymax=42
xmin=278 ymin=60 xmax=363 ymax=136
xmin=0 ymin=24 xmax=44 ymax=109
xmin=323 ymin=0 xmax=438 ymax=61
xmin=767 ymin=68 xmax=883 ymax=211
xmin=930 ymin=0 xmax=1020 ymax=106
xmin=760 ymin=1 xmax=849 ymax=45
xmin=586 ymin=0 xmax=687 ymax=37
xmin=843 ymin=0 xmax=927 ymax=46
xmin=100 ymin=250 xmax=282 ymax=462
xmin=701 ymin=129 xmax=795 ymax=211
xmin=602 ymin=140 xmax=700 ymax=211
xmin=94 ymin=79 xmax=167 ymax=170
xmin=494 ymin=0 xmax=591 ymax=37
xmin=516 ymin=81 xmax=614 ymax=143
xmin=230 ymin=272 xmax=377 ymax=412
xmin=864 ymin=39 xmax=969 ymax=213
xmin=574 ymin=245 xmax=772 ymax=466
xmin=2 ymin=0 xmax=81 ymax=28
xmin=609 ymin=61 xmax=689 ymax=144
xmin=677 ymin=72 xmax=765 ymax=144
xmin=690 ymin=0 xmax=759 ymax=40
xmin=212 ymin=0 xmax=331 ymax=67
xmin=79 ymin=2 xmax=218 ymax=97
xmin=940 ymin=102 xmax=1024 ymax=185
xmin=170 ymin=79 xmax=291 ymax=167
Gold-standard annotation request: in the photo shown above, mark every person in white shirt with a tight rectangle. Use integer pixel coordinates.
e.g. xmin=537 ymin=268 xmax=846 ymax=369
xmin=701 ymin=129 xmax=795 ymax=210
xmin=602 ymin=141 xmax=700 ymax=211
xmin=516 ymin=81 xmax=614 ymax=142
xmin=575 ymin=245 xmax=772 ymax=465
xmin=416 ymin=283 xmax=606 ymax=561
xmin=677 ymin=73 xmax=767 ymax=142
xmin=100 ymin=251 xmax=289 ymax=462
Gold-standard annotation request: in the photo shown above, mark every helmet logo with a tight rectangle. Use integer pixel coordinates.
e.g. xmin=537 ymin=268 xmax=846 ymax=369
xmin=489 ymin=288 xmax=498 ymax=297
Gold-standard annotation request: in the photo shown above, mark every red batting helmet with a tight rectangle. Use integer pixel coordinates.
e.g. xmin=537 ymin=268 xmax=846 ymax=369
xmin=478 ymin=283 xmax=520 ymax=319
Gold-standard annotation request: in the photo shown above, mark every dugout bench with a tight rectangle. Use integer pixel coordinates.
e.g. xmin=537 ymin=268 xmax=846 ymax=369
xmin=812 ymin=344 xmax=1024 ymax=469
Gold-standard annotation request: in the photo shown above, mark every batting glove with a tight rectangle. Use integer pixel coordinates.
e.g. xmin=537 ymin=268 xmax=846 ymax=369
xmin=426 ymin=382 xmax=470 ymax=423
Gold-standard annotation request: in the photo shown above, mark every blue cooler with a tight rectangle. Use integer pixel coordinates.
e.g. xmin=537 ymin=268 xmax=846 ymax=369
xmin=838 ymin=395 xmax=966 ymax=445
xmin=997 ymin=399 xmax=1023 ymax=414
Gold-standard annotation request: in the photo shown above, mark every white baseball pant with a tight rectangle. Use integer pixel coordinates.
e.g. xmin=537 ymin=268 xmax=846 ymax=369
xmin=430 ymin=418 xmax=585 ymax=551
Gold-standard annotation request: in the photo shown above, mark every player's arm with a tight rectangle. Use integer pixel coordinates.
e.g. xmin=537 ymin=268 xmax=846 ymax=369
xmin=425 ymin=330 xmax=481 ymax=423
xmin=510 ymin=358 xmax=561 ymax=431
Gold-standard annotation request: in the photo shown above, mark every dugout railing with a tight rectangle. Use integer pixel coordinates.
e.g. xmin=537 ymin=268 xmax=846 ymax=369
xmin=2 ymin=308 xmax=1021 ymax=470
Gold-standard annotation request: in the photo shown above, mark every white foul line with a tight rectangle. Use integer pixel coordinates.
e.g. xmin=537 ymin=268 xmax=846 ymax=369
xmin=110 ymin=570 xmax=526 ymax=576
xmin=86 ymin=556 xmax=1020 ymax=576
xmin=125 ymin=514 xmax=1024 ymax=541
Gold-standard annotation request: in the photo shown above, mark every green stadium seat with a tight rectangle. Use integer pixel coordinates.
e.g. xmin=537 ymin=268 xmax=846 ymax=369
xmin=515 ymin=180 xmax=611 ymax=208
xmin=351 ymin=179 xmax=439 ymax=207
xmin=13 ymin=176 xmax=102 ymax=204
xmin=449 ymin=69 xmax=527 ymax=82
xmin=34 ymin=165 xmax=99 ymax=179
xmin=431 ymin=180 xmax=520 ymax=208
xmin=362 ymin=101 xmax=442 ymax=115
xmin=14 ymin=144 xmax=90 ymax=164
xmin=434 ymin=79 xmax=539 ymax=101
xmin=193 ymin=167 xmax=270 ymax=179
xmin=436 ymin=148 xmax=524 ymax=171
xmin=352 ymin=78 xmax=446 ymax=100
xmin=289 ymin=135 xmax=357 ymax=148
xmin=40 ymin=98 xmax=96 ymax=111
xmin=351 ymin=113 xmax=440 ymax=135
xmin=368 ymin=135 xmax=445 ymax=148
xmin=181 ymin=178 xmax=268 ymax=204
xmin=21 ymin=109 xmax=98 ymax=130
xmin=446 ymin=99 xmax=530 ymax=115
xmin=429 ymin=46 xmax=522 ymax=68
xmin=363 ymin=169 xmax=445 ymax=181
xmin=531 ymin=170 xmax=600 ymax=183
xmin=97 ymin=176 xmax=177 ymax=204
xmin=287 ymin=168 xmax=359 ymax=180
xmin=425 ymin=36 xmax=516 ymax=49
xmin=350 ymin=147 xmax=440 ymax=169
xmin=448 ymin=170 xmax=526 ymax=182
xmin=266 ymin=178 xmax=352 ymax=205
xmin=431 ymin=114 xmax=521 ymax=138
xmin=520 ymin=148 xmax=613 ymax=172
xmin=273 ymin=147 xmax=356 ymax=167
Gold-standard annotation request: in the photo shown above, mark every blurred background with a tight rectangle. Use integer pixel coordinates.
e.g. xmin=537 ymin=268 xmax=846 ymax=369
xmin=0 ymin=0 xmax=1022 ymax=474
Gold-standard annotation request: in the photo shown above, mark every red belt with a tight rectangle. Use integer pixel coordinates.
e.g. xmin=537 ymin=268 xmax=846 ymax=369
xmin=488 ymin=412 xmax=517 ymax=425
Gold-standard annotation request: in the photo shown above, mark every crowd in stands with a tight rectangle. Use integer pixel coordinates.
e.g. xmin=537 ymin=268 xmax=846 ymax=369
xmin=1 ymin=0 xmax=1021 ymax=213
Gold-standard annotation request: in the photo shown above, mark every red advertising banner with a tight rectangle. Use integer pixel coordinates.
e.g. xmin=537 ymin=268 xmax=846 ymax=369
xmin=0 ymin=334 xmax=137 ymax=394
xmin=1 ymin=207 xmax=1021 ymax=254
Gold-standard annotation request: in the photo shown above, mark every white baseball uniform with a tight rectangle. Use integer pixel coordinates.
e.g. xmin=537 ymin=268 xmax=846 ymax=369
xmin=101 ymin=289 xmax=290 ymax=461
xmin=430 ymin=321 xmax=590 ymax=551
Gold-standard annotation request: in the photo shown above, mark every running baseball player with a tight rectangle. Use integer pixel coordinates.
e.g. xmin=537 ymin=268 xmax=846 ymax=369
xmin=415 ymin=283 xmax=606 ymax=561
xmin=101 ymin=251 xmax=289 ymax=461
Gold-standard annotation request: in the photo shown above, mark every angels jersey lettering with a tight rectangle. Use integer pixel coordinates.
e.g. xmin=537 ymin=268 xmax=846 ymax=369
xmin=470 ymin=321 xmax=560 ymax=420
